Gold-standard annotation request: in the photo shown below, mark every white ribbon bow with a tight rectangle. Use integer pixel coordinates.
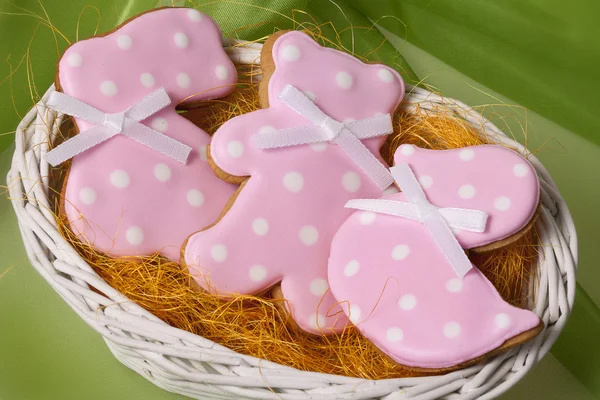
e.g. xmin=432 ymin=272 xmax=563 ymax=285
xmin=44 ymin=87 xmax=192 ymax=166
xmin=346 ymin=163 xmax=489 ymax=278
xmin=252 ymin=84 xmax=395 ymax=190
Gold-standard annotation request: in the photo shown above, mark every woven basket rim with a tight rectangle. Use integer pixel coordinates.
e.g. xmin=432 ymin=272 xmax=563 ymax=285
xmin=7 ymin=40 xmax=578 ymax=400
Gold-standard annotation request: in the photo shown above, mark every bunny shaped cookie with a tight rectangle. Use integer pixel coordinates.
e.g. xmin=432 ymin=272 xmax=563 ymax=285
xmin=54 ymin=8 xmax=237 ymax=261
xmin=328 ymin=144 xmax=543 ymax=370
xmin=183 ymin=31 xmax=405 ymax=334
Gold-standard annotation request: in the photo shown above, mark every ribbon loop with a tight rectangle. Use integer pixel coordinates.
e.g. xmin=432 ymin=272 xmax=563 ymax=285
xmin=44 ymin=87 xmax=192 ymax=166
xmin=252 ymin=84 xmax=395 ymax=190
xmin=346 ymin=162 xmax=489 ymax=278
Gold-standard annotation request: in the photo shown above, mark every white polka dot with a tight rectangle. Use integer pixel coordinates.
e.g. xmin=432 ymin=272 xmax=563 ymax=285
xmin=126 ymin=226 xmax=144 ymax=246
xmin=302 ymin=91 xmax=316 ymax=101
xmin=306 ymin=141 xmax=326 ymax=153
xmin=177 ymin=72 xmax=191 ymax=88
xmin=443 ymin=322 xmax=462 ymax=338
xmin=252 ymin=218 xmax=269 ymax=236
xmin=100 ymin=81 xmax=118 ymax=97
xmin=494 ymin=196 xmax=511 ymax=211
xmin=215 ymin=64 xmax=229 ymax=80
xmin=342 ymin=171 xmax=361 ymax=192
xmin=458 ymin=184 xmax=476 ymax=199
xmin=281 ymin=45 xmax=301 ymax=61
xmin=211 ymin=244 xmax=227 ymax=262
xmin=459 ymin=148 xmax=475 ymax=161
xmin=386 ymin=327 xmax=404 ymax=342
xmin=299 ymin=225 xmax=318 ymax=245
xmin=344 ymin=260 xmax=360 ymax=277
xmin=227 ymin=141 xmax=244 ymax=158
xmin=392 ymin=244 xmax=410 ymax=261
xmin=419 ymin=175 xmax=433 ymax=189
xmin=283 ymin=172 xmax=304 ymax=192
xmin=151 ymin=117 xmax=168 ymax=133
xmin=188 ymin=9 xmax=203 ymax=21
xmin=495 ymin=313 xmax=511 ymax=329
xmin=110 ymin=170 xmax=130 ymax=188
xmin=513 ymin=163 xmax=529 ymax=177
xmin=359 ymin=211 xmax=376 ymax=225
xmin=174 ymin=32 xmax=189 ymax=48
xmin=398 ymin=294 xmax=417 ymax=310
xmin=308 ymin=313 xmax=326 ymax=330
xmin=259 ymin=125 xmax=276 ymax=134
xmin=378 ymin=68 xmax=395 ymax=83
xmin=67 ymin=53 xmax=82 ymax=67
xmin=79 ymin=187 xmax=96 ymax=205
xmin=198 ymin=145 xmax=208 ymax=161
xmin=187 ymin=189 xmax=204 ymax=207
xmin=446 ymin=278 xmax=463 ymax=293
xmin=117 ymin=35 xmax=132 ymax=50
xmin=349 ymin=304 xmax=362 ymax=324
xmin=309 ymin=278 xmax=329 ymax=296
xmin=400 ymin=144 xmax=415 ymax=156
xmin=154 ymin=163 xmax=171 ymax=182
xmin=336 ymin=71 xmax=354 ymax=89
xmin=140 ymin=73 xmax=155 ymax=88
xmin=249 ymin=265 xmax=267 ymax=282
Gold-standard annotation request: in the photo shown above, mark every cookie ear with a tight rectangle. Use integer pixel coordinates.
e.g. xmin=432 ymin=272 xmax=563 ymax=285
xmin=266 ymin=31 xmax=405 ymax=122
xmin=271 ymin=30 xmax=314 ymax=66
xmin=57 ymin=8 xmax=236 ymax=112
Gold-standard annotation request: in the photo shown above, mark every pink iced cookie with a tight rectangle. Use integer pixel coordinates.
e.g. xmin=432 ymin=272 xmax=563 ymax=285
xmin=183 ymin=31 xmax=405 ymax=334
xmin=328 ymin=144 xmax=542 ymax=369
xmin=58 ymin=8 xmax=237 ymax=261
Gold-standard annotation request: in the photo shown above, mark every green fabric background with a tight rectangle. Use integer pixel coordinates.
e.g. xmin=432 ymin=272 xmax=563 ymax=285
xmin=0 ymin=1 xmax=598 ymax=399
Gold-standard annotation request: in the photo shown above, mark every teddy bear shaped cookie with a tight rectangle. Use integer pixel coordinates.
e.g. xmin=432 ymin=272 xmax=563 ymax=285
xmin=47 ymin=8 xmax=237 ymax=262
xmin=183 ymin=30 xmax=405 ymax=334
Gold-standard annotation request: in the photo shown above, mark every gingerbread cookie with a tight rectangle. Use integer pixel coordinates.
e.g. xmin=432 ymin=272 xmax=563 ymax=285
xmin=48 ymin=8 xmax=237 ymax=261
xmin=328 ymin=144 xmax=543 ymax=370
xmin=183 ymin=31 xmax=405 ymax=334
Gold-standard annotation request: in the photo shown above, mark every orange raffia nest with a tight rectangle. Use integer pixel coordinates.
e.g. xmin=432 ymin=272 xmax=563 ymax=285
xmin=53 ymin=60 xmax=538 ymax=380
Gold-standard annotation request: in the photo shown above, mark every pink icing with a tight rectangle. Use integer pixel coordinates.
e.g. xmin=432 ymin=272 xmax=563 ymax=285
xmin=59 ymin=8 xmax=237 ymax=261
xmin=328 ymin=145 xmax=541 ymax=368
xmin=183 ymin=31 xmax=405 ymax=334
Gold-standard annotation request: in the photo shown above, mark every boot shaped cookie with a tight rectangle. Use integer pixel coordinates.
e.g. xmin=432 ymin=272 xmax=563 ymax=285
xmin=328 ymin=144 xmax=543 ymax=370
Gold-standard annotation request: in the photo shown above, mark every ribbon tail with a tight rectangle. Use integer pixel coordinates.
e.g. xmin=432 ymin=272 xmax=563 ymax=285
xmin=47 ymin=92 xmax=107 ymax=126
xmin=124 ymin=121 xmax=191 ymax=164
xmin=346 ymin=114 xmax=394 ymax=139
xmin=334 ymin=130 xmax=394 ymax=190
xmin=439 ymin=207 xmax=489 ymax=233
xmin=126 ymin=88 xmax=172 ymax=122
xmin=423 ymin=212 xmax=473 ymax=278
xmin=345 ymin=198 xmax=420 ymax=221
xmin=390 ymin=163 xmax=429 ymax=203
xmin=277 ymin=85 xmax=330 ymax=124
xmin=252 ymin=126 xmax=327 ymax=149
xmin=44 ymin=127 xmax=115 ymax=166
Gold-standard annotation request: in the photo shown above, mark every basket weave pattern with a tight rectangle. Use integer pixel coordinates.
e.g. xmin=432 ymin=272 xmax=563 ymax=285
xmin=8 ymin=42 xmax=577 ymax=400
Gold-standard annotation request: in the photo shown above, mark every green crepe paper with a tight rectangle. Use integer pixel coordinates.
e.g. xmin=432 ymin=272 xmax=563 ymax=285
xmin=552 ymin=285 xmax=600 ymax=396
xmin=0 ymin=0 xmax=596 ymax=398
xmin=348 ymin=0 xmax=600 ymax=147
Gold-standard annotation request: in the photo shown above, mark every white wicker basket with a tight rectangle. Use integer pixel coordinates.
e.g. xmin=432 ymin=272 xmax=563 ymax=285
xmin=8 ymin=41 xmax=577 ymax=400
